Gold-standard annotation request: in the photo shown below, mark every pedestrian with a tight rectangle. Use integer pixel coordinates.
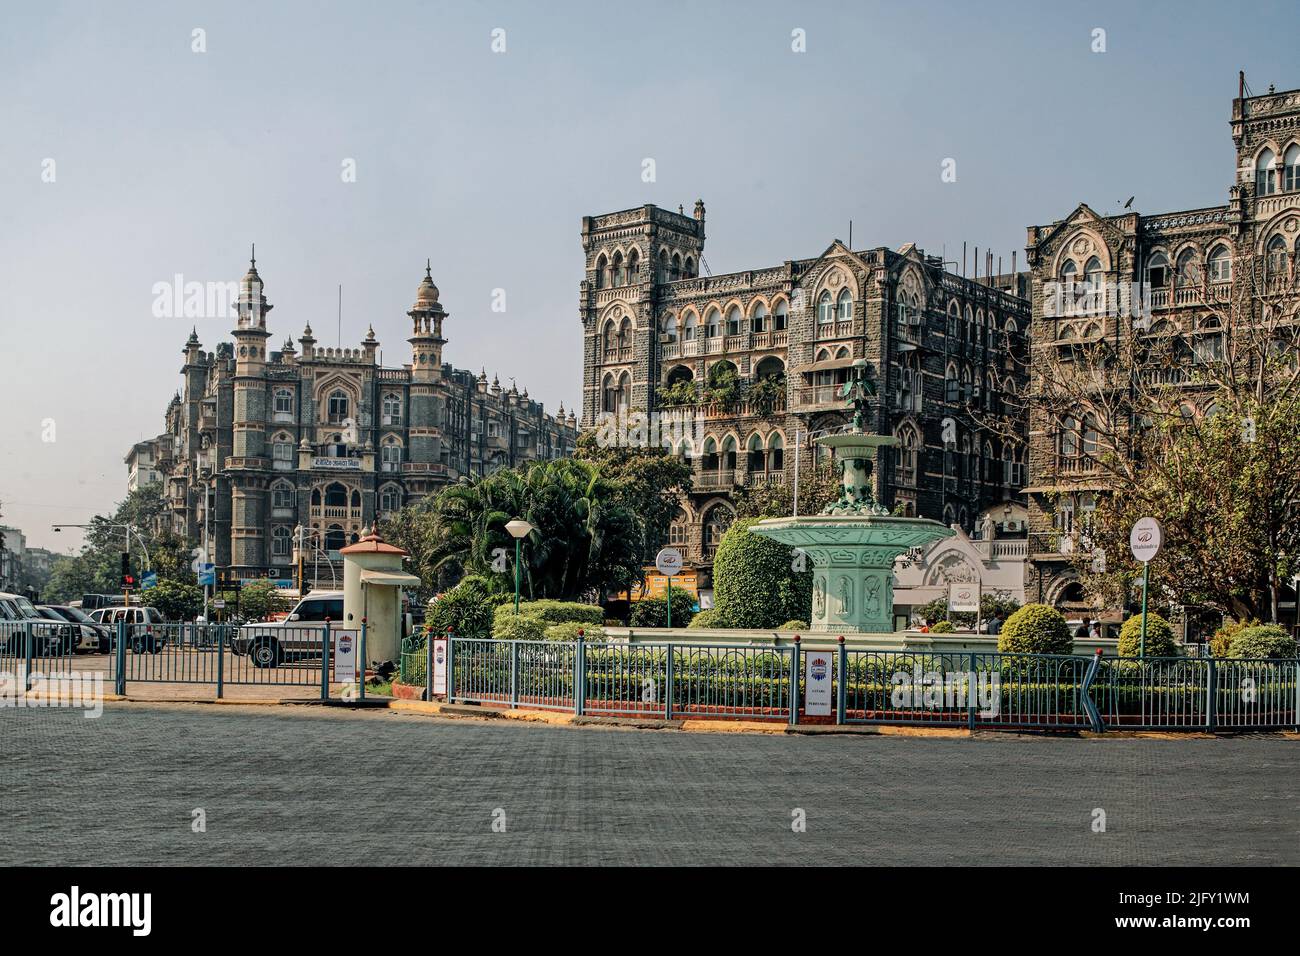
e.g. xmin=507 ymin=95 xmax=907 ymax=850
xmin=1088 ymin=621 xmax=1101 ymax=640
xmin=987 ymin=614 xmax=1002 ymax=636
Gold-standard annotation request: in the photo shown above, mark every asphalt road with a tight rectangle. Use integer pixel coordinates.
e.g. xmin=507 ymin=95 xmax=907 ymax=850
xmin=1 ymin=704 xmax=1297 ymax=866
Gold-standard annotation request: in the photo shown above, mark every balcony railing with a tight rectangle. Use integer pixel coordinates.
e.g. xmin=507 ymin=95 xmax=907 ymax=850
xmin=315 ymin=506 xmax=362 ymax=520
xmin=793 ymin=384 xmax=844 ymax=408
xmin=744 ymin=471 xmax=787 ymax=487
xmin=694 ymin=469 xmax=736 ymax=490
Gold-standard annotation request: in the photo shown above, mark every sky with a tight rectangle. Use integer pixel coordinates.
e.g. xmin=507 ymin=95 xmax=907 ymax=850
xmin=2 ymin=0 xmax=1297 ymax=553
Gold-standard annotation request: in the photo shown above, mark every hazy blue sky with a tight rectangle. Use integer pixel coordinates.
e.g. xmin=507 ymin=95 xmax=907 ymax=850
xmin=2 ymin=0 xmax=1297 ymax=552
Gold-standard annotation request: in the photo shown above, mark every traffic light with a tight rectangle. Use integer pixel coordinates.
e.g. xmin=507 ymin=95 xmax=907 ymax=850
xmin=120 ymin=552 xmax=135 ymax=589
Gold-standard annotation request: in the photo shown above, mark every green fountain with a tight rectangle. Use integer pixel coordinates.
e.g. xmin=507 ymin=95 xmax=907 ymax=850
xmin=752 ymin=360 xmax=954 ymax=634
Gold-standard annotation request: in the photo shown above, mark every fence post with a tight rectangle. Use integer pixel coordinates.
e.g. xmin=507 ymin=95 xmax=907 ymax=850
xmin=664 ymin=643 xmax=674 ymax=721
xmin=23 ymin=621 xmax=33 ymax=692
xmin=320 ymin=621 xmax=331 ymax=701
xmin=836 ymin=637 xmax=847 ymax=725
xmin=446 ymin=628 xmax=455 ymax=703
xmin=1206 ymin=655 xmax=1217 ymax=733
xmin=113 ymin=621 xmax=126 ymax=696
xmin=510 ymin=639 xmax=519 ymax=708
xmin=789 ymin=635 xmax=801 ymax=726
xmin=424 ymin=635 xmax=433 ymax=702
xmin=216 ymin=623 xmax=225 ymax=700
xmin=967 ymin=651 xmax=977 ymax=732
xmin=574 ymin=630 xmax=585 ymax=716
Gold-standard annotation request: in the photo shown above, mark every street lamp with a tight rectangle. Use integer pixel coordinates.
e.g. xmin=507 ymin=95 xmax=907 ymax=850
xmin=505 ymin=519 xmax=534 ymax=616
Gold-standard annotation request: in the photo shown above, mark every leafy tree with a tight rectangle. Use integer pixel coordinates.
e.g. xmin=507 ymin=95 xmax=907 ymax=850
xmin=733 ymin=463 xmax=840 ymax=520
xmin=424 ymin=577 xmax=496 ymax=641
xmin=240 ymin=579 xmax=291 ymax=621
xmin=377 ymin=497 xmax=446 ymax=604
xmin=146 ymin=578 xmax=203 ymax=621
xmin=712 ymin=518 xmax=811 ymax=628
xmin=915 ymin=594 xmax=1020 ymax=629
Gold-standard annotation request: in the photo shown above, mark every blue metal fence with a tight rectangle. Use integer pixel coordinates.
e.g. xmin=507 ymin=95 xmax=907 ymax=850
xmin=435 ymin=637 xmax=1300 ymax=732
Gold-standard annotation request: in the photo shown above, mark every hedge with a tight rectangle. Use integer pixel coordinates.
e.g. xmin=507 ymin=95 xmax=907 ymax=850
xmin=426 ymin=578 xmax=495 ymax=640
xmin=493 ymin=600 xmax=603 ymax=633
xmin=1117 ymin=612 xmax=1178 ymax=657
xmin=493 ymin=615 xmax=547 ymax=641
xmin=687 ymin=608 xmax=725 ymax=629
xmin=544 ymin=621 xmax=605 ymax=643
xmin=1228 ymin=624 xmax=1298 ymax=659
xmin=628 ymin=586 xmax=698 ymax=628
xmin=712 ymin=518 xmax=811 ymax=628
xmin=997 ymin=604 xmax=1072 ymax=655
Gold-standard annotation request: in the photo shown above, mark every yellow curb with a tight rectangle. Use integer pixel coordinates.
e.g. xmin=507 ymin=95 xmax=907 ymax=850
xmin=498 ymin=708 xmax=575 ymax=725
xmin=388 ymin=699 xmax=443 ymax=716
xmin=680 ymin=719 xmax=786 ymax=734
xmin=868 ymin=725 xmax=970 ymax=737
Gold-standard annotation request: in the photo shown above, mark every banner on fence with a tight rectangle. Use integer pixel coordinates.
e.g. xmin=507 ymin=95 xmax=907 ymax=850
xmin=433 ymin=636 xmax=447 ymax=695
xmin=334 ymin=631 xmax=356 ymax=684
xmin=804 ymin=649 xmax=833 ymax=716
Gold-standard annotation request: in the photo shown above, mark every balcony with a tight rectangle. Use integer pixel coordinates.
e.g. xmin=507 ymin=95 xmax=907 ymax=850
xmin=603 ymin=347 xmax=633 ymax=365
xmin=694 ymin=469 xmax=737 ymax=490
xmin=751 ymin=330 xmax=789 ymax=350
xmin=314 ymin=506 xmax=362 ymax=521
xmin=744 ymin=470 xmax=786 ymax=487
xmin=793 ymin=384 xmax=844 ymax=409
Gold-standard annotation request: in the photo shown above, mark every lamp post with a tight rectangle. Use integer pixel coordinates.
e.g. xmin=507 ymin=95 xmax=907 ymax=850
xmin=505 ymin=519 xmax=534 ymax=616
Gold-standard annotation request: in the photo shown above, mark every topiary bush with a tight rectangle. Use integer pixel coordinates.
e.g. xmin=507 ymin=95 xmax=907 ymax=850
xmin=426 ymin=578 xmax=495 ymax=639
xmin=778 ymin=619 xmax=808 ymax=631
xmin=1228 ymin=624 xmax=1298 ymax=659
xmin=997 ymin=603 xmax=1073 ymax=655
xmin=1210 ymin=619 xmax=1255 ymax=657
xmin=493 ymin=615 xmax=547 ymax=642
xmin=1117 ymin=612 xmax=1178 ymax=657
xmin=628 ymin=587 xmax=698 ymax=628
xmin=712 ymin=518 xmax=811 ymax=629
xmin=543 ymin=620 xmax=605 ymax=643
xmin=929 ymin=620 xmax=955 ymax=634
xmin=687 ymin=608 xmax=725 ymax=629
xmin=492 ymin=599 xmax=603 ymax=634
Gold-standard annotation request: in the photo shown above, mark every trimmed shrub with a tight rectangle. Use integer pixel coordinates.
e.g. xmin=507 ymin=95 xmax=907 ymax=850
xmin=493 ymin=615 xmax=547 ymax=642
xmin=426 ymin=578 xmax=494 ymax=640
xmin=492 ymin=599 xmax=603 ymax=633
xmin=712 ymin=518 xmax=812 ymax=629
xmin=1228 ymin=624 xmax=1298 ymax=659
xmin=1210 ymin=619 xmax=1255 ymax=657
xmin=997 ymin=603 xmax=1072 ymax=655
xmin=778 ymin=619 xmax=808 ymax=631
xmin=628 ymin=587 xmax=698 ymax=628
xmin=687 ymin=608 xmax=725 ymax=629
xmin=544 ymin=621 xmax=605 ymax=643
xmin=930 ymin=620 xmax=955 ymax=634
xmin=1117 ymin=612 xmax=1178 ymax=657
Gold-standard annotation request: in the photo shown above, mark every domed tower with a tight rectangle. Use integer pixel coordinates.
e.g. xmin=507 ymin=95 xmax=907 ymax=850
xmin=229 ymin=247 xmax=273 ymax=572
xmin=406 ymin=262 xmax=446 ymax=475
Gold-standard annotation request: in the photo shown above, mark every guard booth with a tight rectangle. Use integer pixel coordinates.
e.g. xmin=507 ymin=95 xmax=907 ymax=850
xmin=339 ymin=532 xmax=422 ymax=666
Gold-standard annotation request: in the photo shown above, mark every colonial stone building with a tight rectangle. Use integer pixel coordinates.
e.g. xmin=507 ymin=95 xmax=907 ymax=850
xmin=130 ymin=258 xmax=576 ymax=584
xmin=580 ymin=202 xmax=1031 ymax=570
xmin=1023 ymin=78 xmax=1300 ymax=609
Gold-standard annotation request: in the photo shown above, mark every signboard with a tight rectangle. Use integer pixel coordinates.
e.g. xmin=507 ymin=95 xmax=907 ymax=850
xmin=804 ymin=650 xmax=833 ymax=716
xmin=948 ymin=581 xmax=980 ymax=613
xmin=1130 ymin=517 xmax=1164 ymax=563
xmin=141 ymin=571 xmax=158 ymax=590
xmin=334 ymin=630 xmax=357 ymax=684
xmin=198 ymin=563 xmax=216 ymax=586
xmin=213 ymin=599 xmax=226 ymax=610
xmin=655 ymin=547 xmax=683 ymax=577
xmin=313 ymin=457 xmax=362 ymax=471
xmin=433 ymin=636 xmax=447 ymax=696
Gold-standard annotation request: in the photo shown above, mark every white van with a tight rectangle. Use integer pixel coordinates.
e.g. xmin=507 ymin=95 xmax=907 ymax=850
xmin=233 ymin=590 xmax=345 ymax=667
xmin=102 ymin=606 xmax=168 ymax=653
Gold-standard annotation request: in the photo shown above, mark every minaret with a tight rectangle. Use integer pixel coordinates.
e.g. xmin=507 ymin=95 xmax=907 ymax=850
xmin=229 ymin=247 xmax=273 ymax=572
xmin=406 ymin=262 xmax=447 ymax=473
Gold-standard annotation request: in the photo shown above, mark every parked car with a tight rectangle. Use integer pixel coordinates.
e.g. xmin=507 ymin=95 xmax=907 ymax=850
xmin=99 ymin=606 xmax=169 ymax=654
xmin=0 ymin=592 xmax=70 ymax=654
xmin=233 ymin=591 xmax=344 ymax=667
xmin=39 ymin=604 xmax=112 ymax=654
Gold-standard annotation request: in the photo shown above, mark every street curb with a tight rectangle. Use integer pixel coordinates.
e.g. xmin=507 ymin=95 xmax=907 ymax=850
xmin=573 ymin=715 xmax=685 ymax=730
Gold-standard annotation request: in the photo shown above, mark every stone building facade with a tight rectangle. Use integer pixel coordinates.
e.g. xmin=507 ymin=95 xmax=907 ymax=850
xmin=1023 ymin=78 xmax=1300 ymax=609
xmin=580 ymin=202 xmax=1031 ymax=569
xmin=132 ymin=258 xmax=576 ymax=584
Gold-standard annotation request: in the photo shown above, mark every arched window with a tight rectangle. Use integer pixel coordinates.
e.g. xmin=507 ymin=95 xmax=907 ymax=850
xmin=1268 ymin=235 xmax=1289 ymax=278
xmin=1285 ymin=144 xmax=1300 ymax=192
xmin=657 ymin=249 xmax=669 ymax=283
xmin=947 ymin=302 xmax=960 ymax=339
xmin=750 ymin=302 xmax=768 ymax=333
xmin=613 ymin=251 xmax=626 ymax=286
xmin=982 ymin=440 xmax=993 ymax=483
xmin=767 ymin=432 xmax=784 ymax=471
xmin=1176 ymin=249 xmax=1200 ymax=286
xmin=324 ymin=482 xmax=348 ymax=508
xmin=603 ymin=320 xmax=617 ymax=353
xmin=325 ymin=525 xmax=346 ymax=554
xmin=382 ymin=392 xmax=402 ymax=425
xmin=1060 ymin=259 xmax=1077 ymax=282
xmin=671 ymin=253 xmax=683 ymax=281
xmin=273 ymin=388 xmax=294 ymax=418
xmin=1059 ymin=416 xmax=1079 ymax=458
xmin=595 ymin=254 xmax=607 ymax=289
xmin=720 ymin=435 xmax=737 ymax=471
xmin=601 ymin=373 xmax=619 ymax=413
xmin=944 ymin=363 xmax=959 ymax=403
xmin=773 ymin=299 xmax=788 ymax=331
xmin=726 ymin=305 xmax=742 ymax=337
xmin=1084 ymin=256 xmax=1103 ymax=287
xmin=660 ymin=313 xmax=677 ymax=342
xmin=682 ymin=312 xmax=697 ymax=341
xmin=379 ymin=485 xmax=401 ymax=513
xmin=684 ymin=257 xmax=695 ymax=278
xmin=617 ymin=316 xmax=632 ymax=349
xmin=1146 ymin=251 xmax=1169 ymax=289
xmin=836 ymin=288 xmax=852 ymax=321
xmin=702 ymin=436 xmax=719 ymax=471
xmin=817 ymin=291 xmax=834 ymax=325
xmin=894 ymin=424 xmax=918 ymax=485
xmin=1256 ymin=148 xmax=1277 ymax=196
xmin=381 ymin=437 xmax=402 ymax=472
xmin=627 ymin=249 xmax=640 ymax=284
xmin=746 ymin=433 xmax=764 ymax=472
xmin=272 ymin=526 xmax=292 ymax=558
xmin=272 ymin=433 xmax=294 ymax=468
xmin=704 ymin=307 xmax=721 ymax=339
xmin=272 ymin=482 xmax=294 ymax=510
xmin=617 ymin=371 xmax=631 ymax=411
xmin=327 ymin=389 xmax=349 ymax=423
xmin=1208 ymin=245 xmax=1231 ymax=283
xmin=703 ymin=505 xmax=732 ymax=554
